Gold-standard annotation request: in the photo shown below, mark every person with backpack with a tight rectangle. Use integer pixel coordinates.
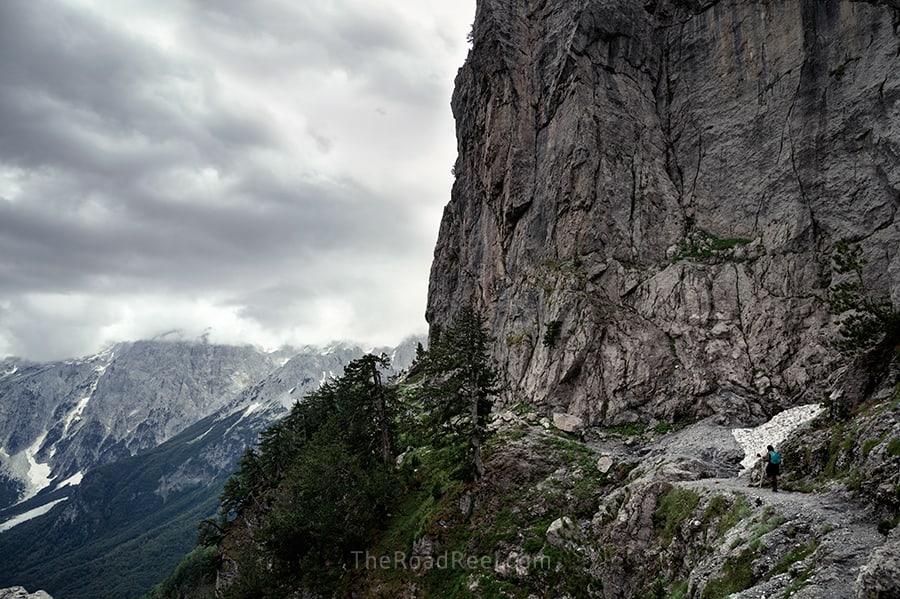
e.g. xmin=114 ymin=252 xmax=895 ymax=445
xmin=756 ymin=445 xmax=781 ymax=492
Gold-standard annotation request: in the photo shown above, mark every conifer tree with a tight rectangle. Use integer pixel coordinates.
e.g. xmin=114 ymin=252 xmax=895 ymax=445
xmin=421 ymin=306 xmax=502 ymax=481
xmin=213 ymin=354 xmax=400 ymax=595
xmin=338 ymin=353 xmax=395 ymax=465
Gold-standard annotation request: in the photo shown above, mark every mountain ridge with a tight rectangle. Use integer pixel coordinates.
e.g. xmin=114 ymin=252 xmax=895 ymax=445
xmin=0 ymin=335 xmax=423 ymax=598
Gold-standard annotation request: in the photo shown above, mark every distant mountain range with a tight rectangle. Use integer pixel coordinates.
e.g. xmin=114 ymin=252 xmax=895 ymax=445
xmin=0 ymin=337 xmax=422 ymax=599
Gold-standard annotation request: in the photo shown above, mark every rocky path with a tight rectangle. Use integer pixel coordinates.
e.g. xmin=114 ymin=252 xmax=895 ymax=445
xmin=664 ymin=404 xmax=887 ymax=599
xmin=684 ymin=476 xmax=876 ymax=532
xmin=587 ymin=404 xmax=890 ymax=599
xmin=679 ymin=475 xmax=886 ymax=599
xmin=560 ymin=402 xmax=895 ymax=598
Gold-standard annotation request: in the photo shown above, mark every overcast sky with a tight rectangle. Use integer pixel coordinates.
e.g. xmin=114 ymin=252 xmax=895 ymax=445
xmin=0 ymin=0 xmax=476 ymax=362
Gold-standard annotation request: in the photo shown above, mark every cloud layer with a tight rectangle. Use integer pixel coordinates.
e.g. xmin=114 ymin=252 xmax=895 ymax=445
xmin=0 ymin=0 xmax=474 ymax=361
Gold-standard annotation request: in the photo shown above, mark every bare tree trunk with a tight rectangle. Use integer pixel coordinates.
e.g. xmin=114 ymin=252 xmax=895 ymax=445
xmin=470 ymin=391 xmax=485 ymax=480
xmin=370 ymin=359 xmax=394 ymax=465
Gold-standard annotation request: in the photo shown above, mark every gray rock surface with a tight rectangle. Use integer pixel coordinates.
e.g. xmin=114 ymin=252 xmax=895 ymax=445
xmin=584 ymin=412 xmax=889 ymax=598
xmin=552 ymin=411 xmax=584 ymax=433
xmin=545 ymin=515 xmax=578 ymax=547
xmin=0 ymin=588 xmax=52 ymax=599
xmin=856 ymin=527 xmax=900 ymax=598
xmin=427 ymin=0 xmax=900 ymax=424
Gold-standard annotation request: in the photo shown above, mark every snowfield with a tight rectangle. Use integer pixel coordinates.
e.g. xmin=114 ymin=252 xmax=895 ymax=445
xmin=732 ymin=403 xmax=825 ymax=473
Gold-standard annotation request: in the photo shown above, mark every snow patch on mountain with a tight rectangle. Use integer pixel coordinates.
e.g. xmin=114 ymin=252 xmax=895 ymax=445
xmin=62 ymin=395 xmax=92 ymax=435
xmin=22 ymin=432 xmax=54 ymax=501
xmin=732 ymin=404 xmax=825 ymax=473
xmin=0 ymin=432 xmax=56 ymax=505
xmin=0 ymin=497 xmax=68 ymax=533
xmin=187 ymin=424 xmax=216 ymax=445
xmin=55 ymin=471 xmax=83 ymax=489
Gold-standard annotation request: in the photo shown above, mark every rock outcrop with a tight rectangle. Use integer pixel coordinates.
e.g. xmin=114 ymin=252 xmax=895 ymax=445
xmin=857 ymin=527 xmax=900 ymax=599
xmin=0 ymin=588 xmax=52 ymax=599
xmin=427 ymin=0 xmax=900 ymax=424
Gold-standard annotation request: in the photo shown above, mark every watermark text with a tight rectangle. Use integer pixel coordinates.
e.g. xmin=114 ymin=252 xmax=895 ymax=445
xmin=350 ymin=550 xmax=550 ymax=573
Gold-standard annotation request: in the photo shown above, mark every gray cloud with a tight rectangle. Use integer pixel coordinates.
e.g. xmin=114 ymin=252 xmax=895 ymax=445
xmin=0 ymin=0 xmax=474 ymax=361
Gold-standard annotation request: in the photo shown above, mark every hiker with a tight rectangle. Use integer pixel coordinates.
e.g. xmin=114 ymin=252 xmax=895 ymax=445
xmin=756 ymin=445 xmax=781 ymax=492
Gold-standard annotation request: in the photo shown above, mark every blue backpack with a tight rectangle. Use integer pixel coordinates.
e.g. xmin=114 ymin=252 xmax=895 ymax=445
xmin=769 ymin=451 xmax=782 ymax=465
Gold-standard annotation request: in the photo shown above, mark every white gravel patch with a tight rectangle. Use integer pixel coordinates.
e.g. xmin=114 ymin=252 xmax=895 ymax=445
xmin=732 ymin=403 xmax=825 ymax=473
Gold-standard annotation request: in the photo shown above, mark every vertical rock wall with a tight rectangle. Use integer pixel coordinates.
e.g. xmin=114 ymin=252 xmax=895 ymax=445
xmin=427 ymin=0 xmax=900 ymax=424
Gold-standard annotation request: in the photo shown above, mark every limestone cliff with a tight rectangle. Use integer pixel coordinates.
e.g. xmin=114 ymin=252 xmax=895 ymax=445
xmin=427 ymin=0 xmax=900 ymax=424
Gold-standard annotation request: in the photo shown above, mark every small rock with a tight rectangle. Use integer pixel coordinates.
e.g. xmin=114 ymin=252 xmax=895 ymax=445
xmin=546 ymin=516 xmax=578 ymax=547
xmin=412 ymin=535 xmax=435 ymax=562
xmin=459 ymin=490 xmax=473 ymax=515
xmin=597 ymin=456 xmax=614 ymax=474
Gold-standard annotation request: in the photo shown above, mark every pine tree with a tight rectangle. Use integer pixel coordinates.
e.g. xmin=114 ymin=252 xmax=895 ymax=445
xmin=213 ymin=354 xmax=400 ymax=595
xmin=421 ymin=306 xmax=502 ymax=481
xmin=337 ymin=353 xmax=395 ymax=465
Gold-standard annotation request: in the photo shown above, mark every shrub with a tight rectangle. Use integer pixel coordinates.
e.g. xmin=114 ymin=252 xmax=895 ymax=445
xmin=887 ymin=438 xmax=900 ymax=456
xmin=652 ymin=486 xmax=701 ymax=547
xmin=700 ymin=548 xmax=757 ymax=599
xmin=542 ymin=320 xmax=563 ymax=348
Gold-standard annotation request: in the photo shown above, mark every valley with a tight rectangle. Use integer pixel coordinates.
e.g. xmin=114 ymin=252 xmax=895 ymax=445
xmin=0 ymin=338 xmax=422 ymax=598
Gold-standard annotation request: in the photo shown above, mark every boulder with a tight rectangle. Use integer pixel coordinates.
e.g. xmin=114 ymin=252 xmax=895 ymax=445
xmin=546 ymin=516 xmax=579 ymax=548
xmin=596 ymin=456 xmax=614 ymax=474
xmin=552 ymin=412 xmax=584 ymax=434
xmin=856 ymin=529 xmax=900 ymax=599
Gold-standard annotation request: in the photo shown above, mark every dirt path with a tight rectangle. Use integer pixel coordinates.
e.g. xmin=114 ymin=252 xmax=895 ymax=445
xmin=683 ymin=476 xmax=875 ymax=528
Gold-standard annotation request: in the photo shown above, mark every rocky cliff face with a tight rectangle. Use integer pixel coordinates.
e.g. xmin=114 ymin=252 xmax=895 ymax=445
xmin=427 ymin=0 xmax=900 ymax=424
